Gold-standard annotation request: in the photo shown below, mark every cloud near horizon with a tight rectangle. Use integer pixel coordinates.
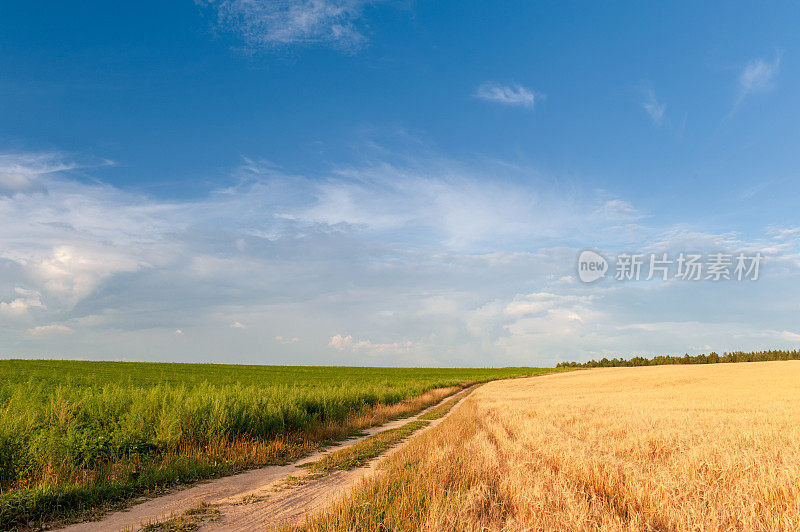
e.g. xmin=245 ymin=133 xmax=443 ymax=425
xmin=1 ymin=150 xmax=800 ymax=366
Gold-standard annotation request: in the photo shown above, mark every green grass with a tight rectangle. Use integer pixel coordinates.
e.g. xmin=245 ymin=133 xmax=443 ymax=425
xmin=418 ymin=385 xmax=478 ymax=420
xmin=305 ymin=420 xmax=431 ymax=475
xmin=0 ymin=360 xmax=561 ymax=529
xmin=140 ymin=502 xmax=220 ymax=531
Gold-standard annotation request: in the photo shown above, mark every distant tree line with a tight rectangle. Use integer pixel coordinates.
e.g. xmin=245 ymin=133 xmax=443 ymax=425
xmin=557 ymin=349 xmax=800 ymax=368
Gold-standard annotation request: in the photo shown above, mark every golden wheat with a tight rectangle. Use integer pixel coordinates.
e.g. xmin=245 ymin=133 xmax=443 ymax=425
xmin=297 ymin=361 xmax=800 ymax=531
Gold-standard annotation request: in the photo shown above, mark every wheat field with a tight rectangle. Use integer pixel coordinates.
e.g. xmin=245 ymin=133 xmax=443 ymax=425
xmin=298 ymin=361 xmax=800 ymax=531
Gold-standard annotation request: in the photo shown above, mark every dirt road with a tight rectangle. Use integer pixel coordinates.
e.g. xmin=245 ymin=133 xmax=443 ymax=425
xmin=61 ymin=389 xmax=470 ymax=531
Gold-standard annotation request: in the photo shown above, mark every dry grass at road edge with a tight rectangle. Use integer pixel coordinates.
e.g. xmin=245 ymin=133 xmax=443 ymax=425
xmin=138 ymin=502 xmax=220 ymax=531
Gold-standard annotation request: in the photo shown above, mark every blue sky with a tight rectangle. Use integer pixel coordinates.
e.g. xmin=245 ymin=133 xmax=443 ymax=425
xmin=1 ymin=1 xmax=799 ymax=365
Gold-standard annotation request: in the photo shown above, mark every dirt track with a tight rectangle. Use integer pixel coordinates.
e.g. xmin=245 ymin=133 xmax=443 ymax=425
xmin=60 ymin=390 xmax=470 ymax=531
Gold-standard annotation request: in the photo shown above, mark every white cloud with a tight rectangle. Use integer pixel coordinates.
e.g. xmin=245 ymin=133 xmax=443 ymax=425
xmin=739 ymin=55 xmax=781 ymax=96
xmin=328 ymin=333 xmax=353 ymax=350
xmin=0 ymin=154 xmax=188 ymax=310
xmin=643 ymin=227 xmax=746 ymax=255
xmin=503 ymin=292 xmax=594 ymax=319
xmin=497 ymin=292 xmax=602 ymax=358
xmin=289 ymin=160 xmax=631 ymax=249
xmin=328 ymin=333 xmax=419 ymax=355
xmin=231 ymin=321 xmax=246 ymax=328
xmin=0 ymin=287 xmax=45 ymax=317
xmin=210 ymin=0 xmax=371 ymax=51
xmin=596 ymin=199 xmax=641 ymax=221
xmin=0 ymin=152 xmax=74 ymax=195
xmin=769 ymin=226 xmax=800 ymax=240
xmin=31 ymin=245 xmax=145 ymax=307
xmin=27 ymin=324 xmax=74 ymax=335
xmin=475 ymin=82 xmax=538 ymax=108
xmin=733 ymin=53 xmax=782 ymax=112
xmin=781 ymin=331 xmax=800 ymax=342
xmin=1 ymin=150 xmax=800 ymax=366
xmin=641 ymin=86 xmax=666 ymax=126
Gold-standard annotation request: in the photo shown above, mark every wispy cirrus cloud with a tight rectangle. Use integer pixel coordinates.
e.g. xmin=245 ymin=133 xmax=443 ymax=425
xmin=328 ymin=333 xmax=420 ymax=356
xmin=27 ymin=324 xmax=74 ymax=336
xmin=208 ymin=0 xmax=373 ymax=52
xmin=733 ymin=53 xmax=782 ymax=111
xmin=641 ymin=86 xmax=667 ymax=127
xmin=475 ymin=82 xmax=539 ymax=109
xmin=3 ymin=148 xmax=800 ymax=366
xmin=0 ymin=152 xmax=77 ymax=196
xmin=0 ymin=149 xmax=639 ymax=364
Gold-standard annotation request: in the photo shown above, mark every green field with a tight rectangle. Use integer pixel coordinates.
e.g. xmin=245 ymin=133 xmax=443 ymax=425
xmin=0 ymin=359 xmax=560 ymax=529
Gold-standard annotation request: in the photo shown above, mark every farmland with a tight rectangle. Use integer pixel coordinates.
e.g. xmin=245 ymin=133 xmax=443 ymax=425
xmin=0 ymin=359 xmax=557 ymax=529
xmin=299 ymin=361 xmax=800 ymax=531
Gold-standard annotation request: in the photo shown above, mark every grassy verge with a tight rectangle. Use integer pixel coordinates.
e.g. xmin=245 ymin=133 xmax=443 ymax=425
xmin=418 ymin=385 xmax=478 ymax=420
xmin=286 ymin=398 xmax=483 ymax=531
xmin=305 ymin=420 xmax=430 ymax=475
xmin=140 ymin=502 xmax=220 ymax=531
xmin=299 ymin=384 xmax=476 ymax=478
